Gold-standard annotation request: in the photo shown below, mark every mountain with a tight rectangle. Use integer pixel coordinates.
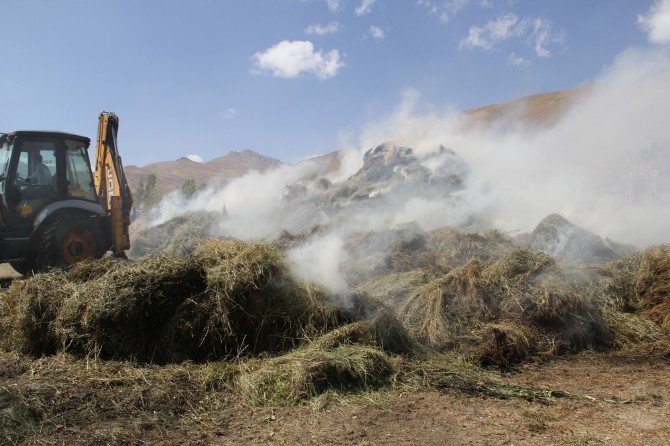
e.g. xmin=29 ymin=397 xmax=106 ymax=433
xmin=460 ymin=85 xmax=589 ymax=131
xmin=125 ymin=86 xmax=587 ymax=198
xmin=125 ymin=149 xmax=282 ymax=196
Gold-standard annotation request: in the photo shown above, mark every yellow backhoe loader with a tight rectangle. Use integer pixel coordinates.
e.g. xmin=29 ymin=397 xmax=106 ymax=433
xmin=0 ymin=112 xmax=133 ymax=274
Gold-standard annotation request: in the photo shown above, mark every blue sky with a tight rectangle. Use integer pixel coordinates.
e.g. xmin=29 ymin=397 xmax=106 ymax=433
xmin=0 ymin=0 xmax=659 ymax=166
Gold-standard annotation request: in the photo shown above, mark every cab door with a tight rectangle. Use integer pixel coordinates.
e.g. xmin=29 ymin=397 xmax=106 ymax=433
xmin=5 ymin=137 xmax=62 ymax=234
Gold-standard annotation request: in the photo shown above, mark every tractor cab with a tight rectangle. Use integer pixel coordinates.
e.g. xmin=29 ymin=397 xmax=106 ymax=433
xmin=0 ymin=131 xmax=97 ymax=233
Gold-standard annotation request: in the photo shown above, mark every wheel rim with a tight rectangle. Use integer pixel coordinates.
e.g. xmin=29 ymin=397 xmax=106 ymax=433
xmin=61 ymin=230 xmax=96 ymax=264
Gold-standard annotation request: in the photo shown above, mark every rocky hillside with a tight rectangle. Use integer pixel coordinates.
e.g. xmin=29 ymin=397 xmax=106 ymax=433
xmin=125 ymin=149 xmax=282 ymax=197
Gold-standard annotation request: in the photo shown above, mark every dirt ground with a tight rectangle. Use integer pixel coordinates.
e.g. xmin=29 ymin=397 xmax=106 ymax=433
xmin=122 ymin=352 xmax=668 ymax=446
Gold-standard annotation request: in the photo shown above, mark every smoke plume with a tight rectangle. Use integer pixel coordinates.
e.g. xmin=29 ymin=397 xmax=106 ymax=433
xmin=148 ymin=46 xmax=670 ymax=294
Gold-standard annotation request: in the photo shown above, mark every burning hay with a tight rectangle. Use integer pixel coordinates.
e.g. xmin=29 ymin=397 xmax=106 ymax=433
xmin=129 ymin=211 xmax=219 ymax=259
xmin=0 ymin=239 xmax=349 ymax=362
xmin=397 ymin=249 xmax=611 ymax=367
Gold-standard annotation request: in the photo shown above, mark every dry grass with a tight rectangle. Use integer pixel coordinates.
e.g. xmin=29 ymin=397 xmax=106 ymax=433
xmin=0 ymin=239 xmax=349 ymax=362
xmin=635 ymin=246 xmax=670 ymax=330
xmin=2 ymin=231 xmax=670 ymax=445
xmin=236 ymin=344 xmax=395 ymax=406
xmin=397 ymin=249 xmax=611 ymax=367
xmin=0 ymin=350 xmax=233 ymax=445
xmin=129 ymin=211 xmax=217 ymax=259
xmin=311 ymin=308 xmax=421 ymax=356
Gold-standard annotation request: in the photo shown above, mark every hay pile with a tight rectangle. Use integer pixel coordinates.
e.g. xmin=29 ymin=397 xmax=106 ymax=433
xmin=129 ymin=211 xmax=219 ymax=258
xmin=596 ymin=246 xmax=670 ymax=338
xmin=635 ymin=246 xmax=670 ymax=330
xmin=397 ymin=249 xmax=611 ymax=368
xmin=0 ymin=239 xmax=349 ymax=362
xmin=526 ymin=214 xmax=635 ymax=263
xmin=236 ymin=344 xmax=395 ymax=405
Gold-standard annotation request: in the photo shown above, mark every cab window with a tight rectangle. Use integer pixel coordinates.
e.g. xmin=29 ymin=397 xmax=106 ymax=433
xmin=65 ymin=141 xmax=96 ymax=201
xmin=11 ymin=145 xmax=59 ymax=215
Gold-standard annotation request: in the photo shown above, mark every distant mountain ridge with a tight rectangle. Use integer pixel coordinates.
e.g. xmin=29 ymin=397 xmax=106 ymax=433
xmin=126 ymin=86 xmax=587 ymax=198
xmin=125 ymin=149 xmax=282 ymax=196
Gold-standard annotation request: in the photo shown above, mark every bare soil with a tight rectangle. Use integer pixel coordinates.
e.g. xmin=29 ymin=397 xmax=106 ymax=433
xmin=43 ymin=352 xmax=664 ymax=446
xmin=203 ymin=353 xmax=669 ymax=446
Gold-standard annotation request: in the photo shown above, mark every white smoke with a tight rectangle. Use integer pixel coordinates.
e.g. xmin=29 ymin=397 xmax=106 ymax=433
xmin=287 ymin=234 xmax=351 ymax=304
xmin=148 ymin=45 xmax=670 ymax=294
xmin=149 ymin=161 xmax=319 ymax=238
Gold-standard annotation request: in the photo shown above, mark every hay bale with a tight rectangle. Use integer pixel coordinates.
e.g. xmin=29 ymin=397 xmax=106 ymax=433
xmin=63 ymin=255 xmax=207 ymax=361
xmin=236 ymin=345 xmax=394 ymax=405
xmin=424 ymin=227 xmax=516 ymax=271
xmin=481 ymin=248 xmax=556 ymax=282
xmin=64 ymin=256 xmax=129 ymax=283
xmin=398 ymin=260 xmax=483 ymax=347
xmin=595 ymin=254 xmax=644 ymax=312
xmin=357 ymin=269 xmax=434 ymax=306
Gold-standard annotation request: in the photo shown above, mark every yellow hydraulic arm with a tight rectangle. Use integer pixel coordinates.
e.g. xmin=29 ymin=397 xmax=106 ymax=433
xmin=93 ymin=112 xmax=133 ymax=253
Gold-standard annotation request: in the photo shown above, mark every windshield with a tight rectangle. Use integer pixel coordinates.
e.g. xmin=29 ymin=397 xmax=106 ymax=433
xmin=0 ymin=138 xmax=11 ymax=177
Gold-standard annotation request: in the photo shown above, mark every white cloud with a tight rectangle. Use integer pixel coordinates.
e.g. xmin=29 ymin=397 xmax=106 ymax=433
xmin=305 ymin=21 xmax=341 ymax=36
xmin=459 ymin=12 xmax=522 ymax=51
xmin=369 ymin=25 xmax=385 ymax=40
xmin=251 ymin=40 xmax=344 ymax=80
xmin=507 ymin=52 xmax=530 ymax=67
xmin=186 ymin=155 xmax=203 ymax=163
xmin=638 ymin=0 xmax=670 ymax=44
xmin=355 ymin=0 xmax=377 ymax=16
xmin=220 ymin=108 xmax=236 ymax=120
xmin=528 ymin=18 xmax=565 ymax=57
xmin=418 ymin=0 xmax=496 ymax=23
xmin=326 ymin=0 xmax=342 ymax=12
xmin=300 ymin=0 xmax=342 ymax=13
xmin=460 ymin=13 xmax=564 ymax=58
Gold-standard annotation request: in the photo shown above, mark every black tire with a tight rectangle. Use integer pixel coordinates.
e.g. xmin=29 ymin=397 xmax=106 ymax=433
xmin=39 ymin=214 xmax=107 ymax=270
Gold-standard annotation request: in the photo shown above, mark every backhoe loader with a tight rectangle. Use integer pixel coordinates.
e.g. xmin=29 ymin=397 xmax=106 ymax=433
xmin=0 ymin=112 xmax=133 ymax=274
